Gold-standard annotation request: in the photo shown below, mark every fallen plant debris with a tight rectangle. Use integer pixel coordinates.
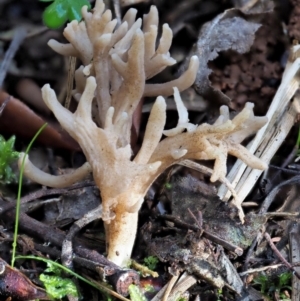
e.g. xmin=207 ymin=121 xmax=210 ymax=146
xmin=209 ymin=11 xmax=284 ymax=113
xmin=187 ymin=8 xmax=262 ymax=105
xmin=0 ymin=90 xmax=80 ymax=150
xmin=0 ymin=257 xmax=48 ymax=301
xmin=1 ymin=0 xmax=300 ymax=300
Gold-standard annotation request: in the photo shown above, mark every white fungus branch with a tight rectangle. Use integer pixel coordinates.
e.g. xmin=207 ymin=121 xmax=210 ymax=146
xmin=19 ymin=0 xmax=268 ymax=267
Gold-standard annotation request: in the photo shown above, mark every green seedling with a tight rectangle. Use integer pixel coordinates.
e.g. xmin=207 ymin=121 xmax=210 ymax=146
xmin=40 ymin=0 xmax=91 ymax=29
xmin=216 ymin=288 xmax=223 ymax=301
xmin=12 ymin=124 xmax=47 ymax=267
xmin=164 ymin=182 xmax=172 ymax=190
xmin=0 ymin=135 xmax=19 ymax=184
xmin=253 ymin=272 xmax=292 ymax=300
xmin=143 ymin=256 xmax=159 ymax=271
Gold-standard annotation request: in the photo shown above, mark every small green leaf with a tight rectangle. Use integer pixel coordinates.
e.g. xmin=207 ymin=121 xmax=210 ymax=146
xmin=44 ymin=261 xmax=62 ymax=275
xmin=41 ymin=0 xmax=91 ymax=29
xmin=143 ymin=256 xmax=159 ymax=271
xmin=42 ymin=0 xmax=68 ymax=29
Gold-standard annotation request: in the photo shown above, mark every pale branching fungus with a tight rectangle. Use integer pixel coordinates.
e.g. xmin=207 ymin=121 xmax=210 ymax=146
xmin=19 ymin=0 xmax=267 ymax=267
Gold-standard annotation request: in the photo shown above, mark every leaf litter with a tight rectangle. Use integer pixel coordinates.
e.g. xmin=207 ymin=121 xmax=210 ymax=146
xmin=1 ymin=0 xmax=300 ymax=300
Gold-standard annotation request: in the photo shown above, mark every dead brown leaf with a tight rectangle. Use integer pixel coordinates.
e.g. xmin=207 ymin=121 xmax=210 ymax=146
xmin=189 ymin=9 xmax=262 ymax=104
xmin=0 ymin=90 xmax=79 ymax=150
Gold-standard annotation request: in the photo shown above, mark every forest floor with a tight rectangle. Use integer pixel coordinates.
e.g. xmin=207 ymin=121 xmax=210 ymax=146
xmin=1 ymin=0 xmax=300 ymax=300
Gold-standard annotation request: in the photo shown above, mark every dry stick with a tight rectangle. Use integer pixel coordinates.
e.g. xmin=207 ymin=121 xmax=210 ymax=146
xmin=62 ymin=205 xmax=103 ymax=269
xmin=0 ymin=26 xmax=47 ymax=42
xmin=162 ymin=274 xmax=179 ymax=301
xmin=259 ymin=175 xmax=300 ymax=215
xmin=0 ymin=27 xmax=27 ymax=88
xmin=187 ymin=208 xmax=202 ymax=228
xmin=218 ymin=50 xmax=300 ymax=203
xmin=269 ymin=164 xmax=300 ymax=175
xmin=168 ymin=272 xmax=197 ymax=300
xmin=239 ymin=263 xmax=284 ymax=276
xmin=3 ymin=208 xmax=139 ymax=295
xmin=0 ymin=180 xmax=96 ymax=215
xmin=35 ymin=243 xmax=109 ymax=274
xmin=243 ymin=175 xmax=300 ymax=273
xmin=242 ymin=232 xmax=262 ymax=274
xmin=289 ymin=223 xmax=300 ymax=301
xmin=264 ymin=232 xmax=300 ymax=279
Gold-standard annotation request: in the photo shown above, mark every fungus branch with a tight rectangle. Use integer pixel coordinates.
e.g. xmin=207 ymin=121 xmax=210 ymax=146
xmin=19 ymin=0 xmax=267 ymax=267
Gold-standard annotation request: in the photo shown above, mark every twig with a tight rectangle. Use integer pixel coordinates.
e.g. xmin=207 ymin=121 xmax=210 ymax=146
xmin=289 ymin=223 xmax=300 ymax=301
xmin=259 ymin=175 xmax=300 ymax=214
xmin=265 ymin=212 xmax=298 ymax=218
xmin=242 ymin=231 xmax=262 ymax=273
xmin=0 ymin=180 xmax=96 ymax=215
xmin=0 ymin=27 xmax=27 ymax=88
xmin=218 ymin=48 xmax=300 ymax=203
xmin=187 ymin=208 xmax=202 ymax=228
xmin=239 ymin=263 xmax=284 ymax=276
xmin=2 ymin=208 xmax=139 ymax=295
xmin=168 ymin=272 xmax=197 ymax=301
xmin=264 ymin=232 xmax=300 ymax=279
xmin=162 ymin=274 xmax=179 ymax=301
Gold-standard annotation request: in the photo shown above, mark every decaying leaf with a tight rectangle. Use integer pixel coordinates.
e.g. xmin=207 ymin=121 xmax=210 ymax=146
xmin=142 ymin=175 xmax=267 ymax=293
xmin=0 ymin=90 xmax=79 ymax=150
xmin=167 ymin=175 xmax=266 ymax=249
xmin=188 ymin=9 xmax=262 ymax=104
xmin=43 ymin=186 xmax=99 ymax=227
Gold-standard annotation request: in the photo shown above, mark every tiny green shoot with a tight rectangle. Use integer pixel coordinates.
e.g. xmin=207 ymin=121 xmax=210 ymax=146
xmin=253 ymin=271 xmax=292 ymax=300
xmin=164 ymin=182 xmax=172 ymax=190
xmin=0 ymin=135 xmax=19 ymax=184
xmin=143 ymin=256 xmax=159 ymax=271
xmin=216 ymin=288 xmax=223 ymax=301
xmin=11 ymin=123 xmax=47 ymax=267
xmin=40 ymin=0 xmax=91 ymax=29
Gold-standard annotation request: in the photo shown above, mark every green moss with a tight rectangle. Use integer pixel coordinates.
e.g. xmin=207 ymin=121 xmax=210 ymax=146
xmin=0 ymin=136 xmax=19 ymax=184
